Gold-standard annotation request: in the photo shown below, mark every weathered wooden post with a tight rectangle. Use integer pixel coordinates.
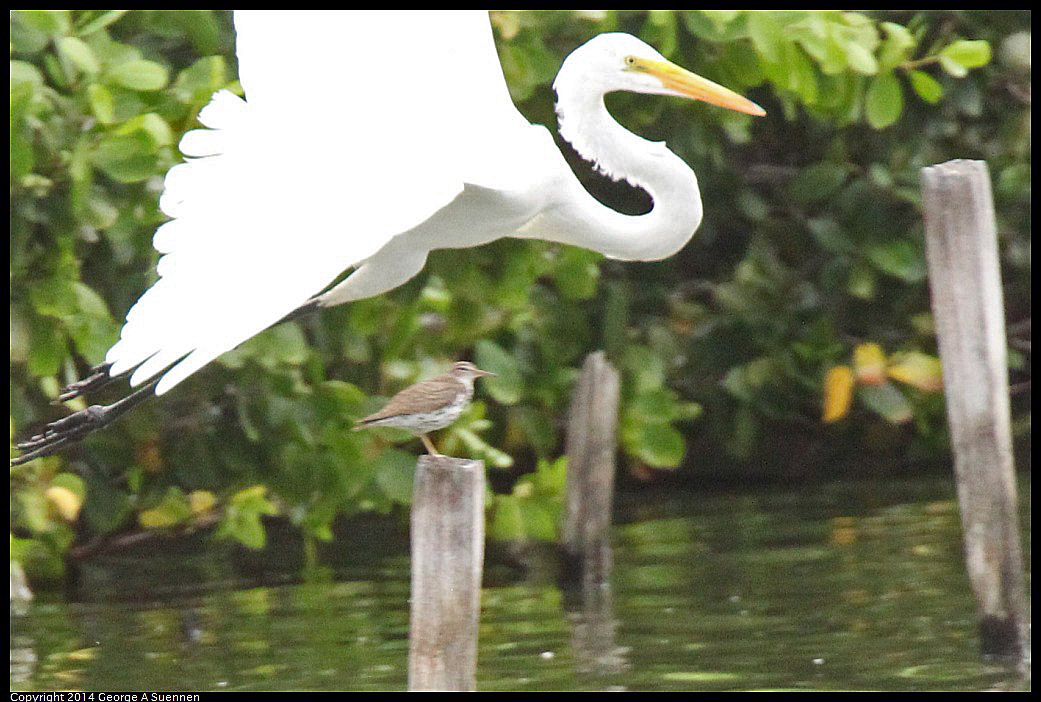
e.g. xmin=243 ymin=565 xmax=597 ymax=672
xmin=920 ymin=159 xmax=1029 ymax=661
xmin=561 ymin=351 xmax=626 ymax=673
xmin=563 ymin=351 xmax=620 ymax=586
xmin=408 ymin=455 xmax=485 ymax=691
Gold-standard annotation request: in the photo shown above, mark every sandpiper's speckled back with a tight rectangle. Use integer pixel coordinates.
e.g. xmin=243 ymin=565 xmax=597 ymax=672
xmin=354 ymin=361 xmax=493 ymax=435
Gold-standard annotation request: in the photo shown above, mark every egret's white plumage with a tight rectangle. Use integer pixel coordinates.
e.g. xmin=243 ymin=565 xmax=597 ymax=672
xmin=105 ymin=10 xmax=764 ymax=396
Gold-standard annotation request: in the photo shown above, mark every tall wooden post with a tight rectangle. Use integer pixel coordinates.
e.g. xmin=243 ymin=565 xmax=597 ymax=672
xmin=563 ymin=351 xmax=620 ymax=586
xmin=408 ymin=456 xmax=485 ymax=691
xmin=920 ymin=159 xmax=1029 ymax=661
xmin=561 ymin=351 xmax=625 ymax=673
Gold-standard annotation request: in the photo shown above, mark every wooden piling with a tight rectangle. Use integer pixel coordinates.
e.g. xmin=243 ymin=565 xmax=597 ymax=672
xmin=920 ymin=159 xmax=1029 ymax=661
xmin=408 ymin=455 xmax=485 ymax=691
xmin=563 ymin=351 xmax=620 ymax=587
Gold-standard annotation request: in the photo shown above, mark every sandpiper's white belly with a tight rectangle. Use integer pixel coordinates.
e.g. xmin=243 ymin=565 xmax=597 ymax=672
xmin=366 ymin=402 xmax=465 ymax=434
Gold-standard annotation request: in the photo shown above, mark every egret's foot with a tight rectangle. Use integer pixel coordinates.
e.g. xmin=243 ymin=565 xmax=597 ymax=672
xmin=56 ymin=362 xmax=117 ymax=402
xmin=11 ymin=379 xmax=160 ymax=467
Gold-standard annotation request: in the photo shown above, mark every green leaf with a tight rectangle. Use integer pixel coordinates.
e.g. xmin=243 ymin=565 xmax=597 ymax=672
xmin=175 ymin=55 xmax=228 ymax=101
xmin=938 ymin=54 xmax=967 ymax=78
xmin=474 ymin=339 xmax=523 ymax=405
xmin=622 ymin=345 xmax=666 ymax=394
xmin=452 ymin=426 xmax=514 ymax=468
xmin=138 ymin=488 xmax=192 ymax=529
xmin=865 ymin=239 xmax=926 ymax=282
xmin=865 ymin=72 xmax=903 ymax=129
xmin=76 ymin=10 xmax=130 ymax=36
xmin=27 ymin=319 xmax=64 ymax=377
xmin=108 ymin=59 xmax=169 ymax=91
xmin=789 ymin=163 xmax=849 ymax=205
xmin=10 ymin=61 xmax=45 ymax=89
xmin=168 ymin=10 xmax=222 ymax=56
xmin=700 ymin=10 xmax=741 ymax=34
xmin=489 ymin=495 xmax=525 ymax=542
xmin=91 ymin=131 xmax=160 ymax=183
xmin=218 ymin=486 xmax=278 ymax=549
xmin=939 ymin=40 xmax=992 ymax=73
xmin=628 ymin=388 xmax=677 ymax=422
xmin=87 ymin=84 xmax=116 ymax=123
xmin=796 ymin=28 xmax=848 ymax=76
xmin=58 ymin=37 xmax=100 ymax=75
xmin=518 ymin=499 xmax=559 ymax=541
xmin=531 ymin=456 xmax=567 ymax=495
xmin=10 ymin=81 xmax=36 ymax=180
xmin=71 ymin=281 xmax=110 ymax=317
xmin=857 ymin=382 xmax=913 ymax=424
xmin=18 ymin=491 xmax=50 ymax=533
xmin=315 ymin=380 xmax=367 ymax=423
xmin=118 ymin=113 xmax=174 ymax=147
xmin=878 ymin=22 xmax=914 ymax=71
xmin=642 ymin=11 xmax=678 ymax=58
xmin=551 ymin=247 xmax=601 ymax=300
xmin=224 ymin=320 xmax=310 ymax=369
xmin=787 ymin=42 xmax=819 ymax=104
xmin=684 ymin=11 xmax=747 ymax=42
xmin=842 ymin=40 xmax=879 ymax=75
xmin=17 ymin=10 xmax=71 ymax=36
xmin=373 ymin=449 xmax=416 ymax=504
xmin=807 ymin=216 xmax=854 ymax=255
xmin=908 ymin=70 xmax=943 ymax=104
xmin=846 ymin=261 xmax=877 ymax=300
xmin=629 ymin=422 xmax=685 ymax=469
xmin=748 ymin=11 xmax=784 ymax=64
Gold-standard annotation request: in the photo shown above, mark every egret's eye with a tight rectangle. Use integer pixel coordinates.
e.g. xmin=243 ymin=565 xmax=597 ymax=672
xmin=624 ymin=55 xmax=638 ymax=68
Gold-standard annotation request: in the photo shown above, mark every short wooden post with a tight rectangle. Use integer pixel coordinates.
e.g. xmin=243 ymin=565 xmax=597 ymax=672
xmin=408 ymin=456 xmax=485 ymax=691
xmin=920 ymin=159 xmax=1029 ymax=661
xmin=563 ymin=351 xmax=620 ymax=587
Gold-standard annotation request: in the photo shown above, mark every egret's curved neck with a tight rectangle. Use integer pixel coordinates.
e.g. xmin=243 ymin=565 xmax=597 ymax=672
xmin=538 ymin=80 xmax=703 ymax=261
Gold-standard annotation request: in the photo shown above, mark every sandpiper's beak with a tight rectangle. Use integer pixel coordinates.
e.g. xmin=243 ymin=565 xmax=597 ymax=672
xmin=475 ymin=368 xmax=496 ymax=378
xmin=630 ymin=57 xmax=766 ymax=117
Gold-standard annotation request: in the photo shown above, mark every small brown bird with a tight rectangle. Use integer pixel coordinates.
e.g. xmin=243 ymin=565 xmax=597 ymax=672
xmin=353 ymin=361 xmax=495 ymax=455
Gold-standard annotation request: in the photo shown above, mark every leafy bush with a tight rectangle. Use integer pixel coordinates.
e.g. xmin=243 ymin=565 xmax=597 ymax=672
xmin=10 ymin=11 xmax=1028 ymax=582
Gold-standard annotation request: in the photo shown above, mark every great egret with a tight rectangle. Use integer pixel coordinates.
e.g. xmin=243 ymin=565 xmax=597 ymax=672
xmin=13 ymin=10 xmax=764 ymax=464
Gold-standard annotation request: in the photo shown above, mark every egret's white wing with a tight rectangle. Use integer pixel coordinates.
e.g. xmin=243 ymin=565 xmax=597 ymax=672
xmin=106 ymin=11 xmax=531 ymax=394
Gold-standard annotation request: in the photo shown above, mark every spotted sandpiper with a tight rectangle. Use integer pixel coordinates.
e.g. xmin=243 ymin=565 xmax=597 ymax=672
xmin=353 ymin=361 xmax=495 ymax=456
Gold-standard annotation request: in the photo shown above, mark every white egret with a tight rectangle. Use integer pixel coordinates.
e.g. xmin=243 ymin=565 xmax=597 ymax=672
xmin=14 ymin=10 xmax=764 ymax=463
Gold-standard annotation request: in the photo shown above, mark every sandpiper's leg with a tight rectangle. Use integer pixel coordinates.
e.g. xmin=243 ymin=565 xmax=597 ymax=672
xmin=419 ymin=434 xmax=442 ymax=456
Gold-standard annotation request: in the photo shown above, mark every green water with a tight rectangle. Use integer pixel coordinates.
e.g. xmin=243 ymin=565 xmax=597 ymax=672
xmin=10 ymin=476 xmax=1030 ymax=691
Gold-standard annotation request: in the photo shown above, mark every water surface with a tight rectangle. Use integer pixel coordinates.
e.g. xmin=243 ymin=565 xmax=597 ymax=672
xmin=10 ymin=475 xmax=1030 ymax=691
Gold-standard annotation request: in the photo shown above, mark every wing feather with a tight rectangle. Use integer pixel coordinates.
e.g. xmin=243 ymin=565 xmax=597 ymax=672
xmin=106 ymin=11 xmax=529 ymax=394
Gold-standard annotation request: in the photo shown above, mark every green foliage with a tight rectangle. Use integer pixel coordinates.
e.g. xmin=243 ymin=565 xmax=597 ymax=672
xmin=10 ymin=11 xmax=1029 ymax=581
xmin=488 ymin=456 xmax=567 ymax=542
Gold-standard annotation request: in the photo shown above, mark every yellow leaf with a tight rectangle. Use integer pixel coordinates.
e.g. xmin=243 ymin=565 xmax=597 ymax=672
xmin=45 ymin=486 xmax=82 ymax=522
xmin=853 ymin=342 xmax=887 ymax=386
xmin=823 ymin=365 xmax=854 ymax=423
xmin=887 ymin=351 xmax=943 ymax=392
xmin=189 ymin=490 xmax=217 ymax=515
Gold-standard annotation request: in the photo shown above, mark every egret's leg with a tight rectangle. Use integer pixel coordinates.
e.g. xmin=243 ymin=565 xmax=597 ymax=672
xmin=419 ymin=434 xmax=442 ymax=456
xmin=317 ymin=245 xmax=429 ymax=308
